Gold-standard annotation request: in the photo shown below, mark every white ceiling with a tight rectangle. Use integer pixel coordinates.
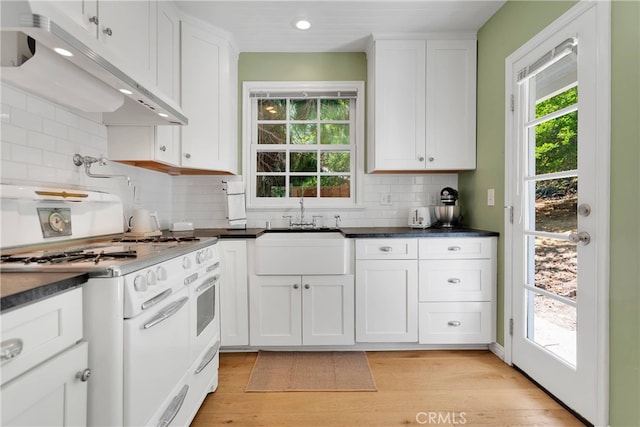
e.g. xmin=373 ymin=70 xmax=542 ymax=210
xmin=175 ymin=1 xmax=506 ymax=52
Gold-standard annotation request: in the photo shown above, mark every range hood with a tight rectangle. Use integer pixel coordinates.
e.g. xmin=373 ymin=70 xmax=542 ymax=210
xmin=0 ymin=1 xmax=188 ymax=125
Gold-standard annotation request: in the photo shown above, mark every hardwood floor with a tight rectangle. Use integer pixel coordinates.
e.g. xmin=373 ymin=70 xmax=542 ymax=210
xmin=191 ymin=350 xmax=584 ymax=426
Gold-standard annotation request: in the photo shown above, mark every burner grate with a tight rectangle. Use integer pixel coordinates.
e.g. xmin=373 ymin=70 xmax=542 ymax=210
xmin=1 ymin=250 xmax=137 ymax=265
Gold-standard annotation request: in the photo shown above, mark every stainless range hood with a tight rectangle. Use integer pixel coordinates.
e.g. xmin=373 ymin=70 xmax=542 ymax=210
xmin=0 ymin=1 xmax=188 ymax=125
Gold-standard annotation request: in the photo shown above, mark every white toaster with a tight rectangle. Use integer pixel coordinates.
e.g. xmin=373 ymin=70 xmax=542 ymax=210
xmin=408 ymin=207 xmax=432 ymax=228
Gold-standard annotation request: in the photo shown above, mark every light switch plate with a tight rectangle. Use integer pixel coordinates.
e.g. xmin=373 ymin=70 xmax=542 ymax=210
xmin=487 ymin=188 xmax=495 ymax=206
xmin=380 ymin=193 xmax=392 ymax=206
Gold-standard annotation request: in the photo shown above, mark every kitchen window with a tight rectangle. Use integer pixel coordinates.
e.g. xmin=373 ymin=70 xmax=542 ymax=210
xmin=243 ymin=81 xmax=364 ymax=208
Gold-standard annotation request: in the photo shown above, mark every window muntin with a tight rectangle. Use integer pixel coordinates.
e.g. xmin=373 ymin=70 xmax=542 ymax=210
xmin=248 ymin=85 xmax=361 ymax=207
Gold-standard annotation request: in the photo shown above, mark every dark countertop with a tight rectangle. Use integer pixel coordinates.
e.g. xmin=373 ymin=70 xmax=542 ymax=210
xmin=0 ymin=272 xmax=89 ymax=312
xmin=189 ymin=227 xmax=499 ymax=239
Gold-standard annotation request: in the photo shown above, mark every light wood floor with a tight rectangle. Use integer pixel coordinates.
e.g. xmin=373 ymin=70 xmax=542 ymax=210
xmin=191 ymin=350 xmax=584 ymax=426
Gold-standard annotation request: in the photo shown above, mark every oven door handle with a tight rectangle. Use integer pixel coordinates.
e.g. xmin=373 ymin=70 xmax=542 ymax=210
xmin=157 ymin=384 xmax=189 ymax=427
xmin=143 ymin=297 xmax=189 ymax=330
xmin=195 ymin=275 xmax=219 ymax=294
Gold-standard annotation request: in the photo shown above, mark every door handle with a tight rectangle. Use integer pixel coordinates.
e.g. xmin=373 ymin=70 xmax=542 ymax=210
xmin=568 ymin=231 xmax=591 ymax=245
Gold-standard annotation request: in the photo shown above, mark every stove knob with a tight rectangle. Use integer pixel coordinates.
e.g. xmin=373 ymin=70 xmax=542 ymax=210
xmin=134 ymin=275 xmax=147 ymax=292
xmin=182 ymin=256 xmax=192 ymax=270
xmin=204 ymin=248 xmax=213 ymax=260
xmin=196 ymin=250 xmax=205 ymax=265
xmin=146 ymin=270 xmax=157 ymax=287
xmin=155 ymin=266 xmax=167 ymax=281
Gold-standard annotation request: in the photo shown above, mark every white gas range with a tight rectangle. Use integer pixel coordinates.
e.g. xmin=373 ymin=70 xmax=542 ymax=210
xmin=0 ymin=184 xmax=221 ymax=427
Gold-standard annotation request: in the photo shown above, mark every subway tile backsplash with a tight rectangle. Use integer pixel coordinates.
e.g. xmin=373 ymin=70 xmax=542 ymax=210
xmin=2 ymin=83 xmax=457 ymax=230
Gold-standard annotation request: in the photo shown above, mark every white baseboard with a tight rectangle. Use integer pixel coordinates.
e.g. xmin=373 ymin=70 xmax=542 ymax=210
xmin=489 ymin=342 xmax=505 ymax=361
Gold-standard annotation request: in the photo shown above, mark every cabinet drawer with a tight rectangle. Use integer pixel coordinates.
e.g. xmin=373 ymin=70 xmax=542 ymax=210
xmin=419 ymin=260 xmax=493 ymax=302
xmin=1 ymin=288 xmax=83 ymax=384
xmin=356 ymin=239 xmax=418 ymax=260
xmin=418 ymin=302 xmax=492 ymax=344
xmin=419 ymin=237 xmax=494 ymax=259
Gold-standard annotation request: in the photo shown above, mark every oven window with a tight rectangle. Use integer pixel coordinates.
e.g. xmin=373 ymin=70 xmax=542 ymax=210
xmin=197 ymin=283 xmax=215 ymax=336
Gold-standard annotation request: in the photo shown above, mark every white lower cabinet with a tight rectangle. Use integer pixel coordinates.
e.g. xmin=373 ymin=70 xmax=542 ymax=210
xmin=418 ymin=237 xmax=497 ymax=345
xmin=219 ymin=240 xmax=249 ymax=347
xmin=249 ymin=275 xmax=354 ymax=346
xmin=1 ymin=288 xmax=88 ymax=426
xmin=355 ymin=259 xmax=418 ymax=342
xmin=418 ymin=302 xmax=492 ymax=344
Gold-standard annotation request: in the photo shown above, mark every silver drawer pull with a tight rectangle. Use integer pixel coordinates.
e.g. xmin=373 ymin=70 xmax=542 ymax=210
xmin=1 ymin=338 xmax=23 ymax=361
xmin=195 ymin=341 xmax=220 ymax=374
xmin=448 ymin=320 xmax=462 ymax=327
xmin=379 ymin=246 xmax=393 ymax=252
xmin=157 ymin=385 xmax=189 ymax=427
xmin=447 ymin=278 xmax=461 ymax=284
xmin=141 ymin=289 xmax=172 ymax=311
xmin=447 ymin=246 xmax=462 ymax=251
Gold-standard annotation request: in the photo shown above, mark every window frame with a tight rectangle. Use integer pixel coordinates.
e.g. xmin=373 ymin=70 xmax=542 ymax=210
xmin=242 ymin=81 xmax=365 ymax=209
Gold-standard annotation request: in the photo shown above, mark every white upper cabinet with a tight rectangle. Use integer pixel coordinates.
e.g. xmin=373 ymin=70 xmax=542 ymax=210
xmin=367 ymin=37 xmax=477 ymax=172
xmin=98 ymin=1 xmax=157 ymax=85
xmin=180 ymin=20 xmax=238 ymax=173
xmin=48 ymin=0 xmax=157 ymax=85
xmin=156 ymin=1 xmax=180 ymax=102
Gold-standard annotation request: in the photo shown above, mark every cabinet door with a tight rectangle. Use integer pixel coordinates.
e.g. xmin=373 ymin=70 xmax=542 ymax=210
xmin=49 ymin=0 xmax=98 ymax=36
xmin=425 ymin=39 xmax=477 ymax=170
xmin=356 ymin=260 xmax=418 ymax=342
xmin=220 ymin=240 xmax=249 ymax=347
xmin=369 ymin=40 xmax=426 ymax=171
xmin=98 ymin=0 xmax=156 ymax=84
xmin=156 ymin=1 xmax=179 ymax=102
xmin=249 ymin=275 xmax=302 ymax=346
xmin=180 ymin=21 xmax=237 ymax=172
xmin=303 ymin=275 xmax=354 ymax=346
xmin=1 ymin=341 xmax=88 ymax=426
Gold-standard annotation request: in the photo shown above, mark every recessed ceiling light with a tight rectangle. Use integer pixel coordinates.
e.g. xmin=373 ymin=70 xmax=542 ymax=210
xmin=53 ymin=47 xmax=73 ymax=57
xmin=294 ymin=19 xmax=311 ymax=30
xmin=119 ymin=89 xmax=133 ymax=95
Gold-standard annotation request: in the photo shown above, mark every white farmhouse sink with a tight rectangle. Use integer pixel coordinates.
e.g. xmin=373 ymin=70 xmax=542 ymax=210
xmin=255 ymin=232 xmax=349 ymax=275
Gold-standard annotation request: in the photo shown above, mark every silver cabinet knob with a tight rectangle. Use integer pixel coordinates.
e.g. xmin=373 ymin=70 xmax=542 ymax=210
xmin=103 ymin=27 xmax=113 ymax=36
xmin=89 ymin=16 xmax=99 ymax=25
xmin=379 ymin=246 xmax=392 ymax=252
xmin=185 ymin=153 xmax=191 ymax=159
xmin=428 ymin=156 xmax=435 ymax=162
xmin=418 ymin=156 xmax=425 ymax=162
xmin=447 ymin=321 xmax=461 ymax=327
xmin=569 ymin=231 xmax=591 ymax=245
xmin=304 ymin=284 xmax=310 ymax=290
xmin=293 ymin=284 xmax=299 ymax=289
xmin=76 ymin=368 xmax=91 ymax=382
xmin=160 ymin=145 xmax=167 ymax=152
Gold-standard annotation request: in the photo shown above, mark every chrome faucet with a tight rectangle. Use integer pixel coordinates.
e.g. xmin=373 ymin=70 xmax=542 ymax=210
xmin=290 ymin=195 xmax=316 ymax=228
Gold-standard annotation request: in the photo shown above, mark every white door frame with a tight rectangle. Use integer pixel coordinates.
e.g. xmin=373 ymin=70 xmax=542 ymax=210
xmin=503 ymin=1 xmax=610 ymax=425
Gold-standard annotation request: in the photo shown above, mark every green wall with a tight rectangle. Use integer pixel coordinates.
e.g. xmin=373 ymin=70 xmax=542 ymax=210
xmin=236 ymin=53 xmax=367 ymax=172
xmin=458 ymin=1 xmax=640 ymax=425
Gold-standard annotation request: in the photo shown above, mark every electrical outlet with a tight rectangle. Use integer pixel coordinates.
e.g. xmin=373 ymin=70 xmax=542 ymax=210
xmin=380 ymin=193 xmax=392 ymax=206
xmin=487 ymin=188 xmax=495 ymax=206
